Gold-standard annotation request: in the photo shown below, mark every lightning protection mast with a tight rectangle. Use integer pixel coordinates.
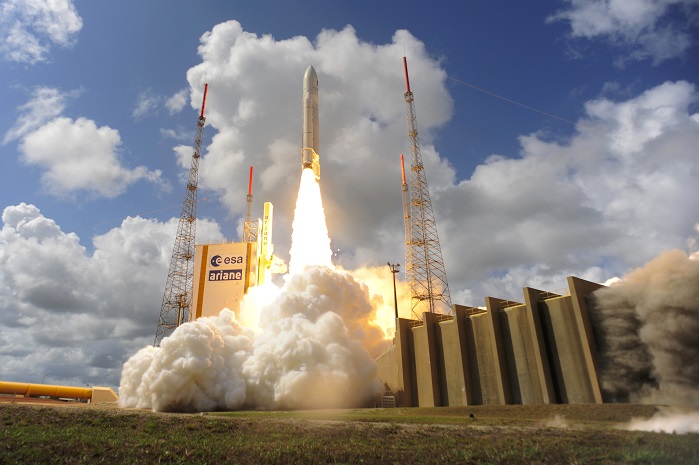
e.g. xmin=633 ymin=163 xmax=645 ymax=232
xmin=154 ymin=83 xmax=208 ymax=346
xmin=402 ymin=57 xmax=452 ymax=317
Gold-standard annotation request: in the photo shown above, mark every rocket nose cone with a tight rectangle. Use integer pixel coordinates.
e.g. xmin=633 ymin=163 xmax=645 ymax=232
xmin=304 ymin=65 xmax=318 ymax=89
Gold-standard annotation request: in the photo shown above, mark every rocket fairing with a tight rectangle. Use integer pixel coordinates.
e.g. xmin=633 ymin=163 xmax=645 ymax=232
xmin=302 ymin=65 xmax=320 ymax=182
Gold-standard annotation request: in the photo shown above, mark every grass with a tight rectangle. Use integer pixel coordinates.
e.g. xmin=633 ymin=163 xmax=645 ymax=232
xmin=1 ymin=402 xmax=697 ymax=464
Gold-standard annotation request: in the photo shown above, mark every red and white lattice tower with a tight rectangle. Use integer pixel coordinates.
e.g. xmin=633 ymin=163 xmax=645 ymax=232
xmin=154 ymin=84 xmax=208 ymax=346
xmin=401 ymin=57 xmax=452 ymax=317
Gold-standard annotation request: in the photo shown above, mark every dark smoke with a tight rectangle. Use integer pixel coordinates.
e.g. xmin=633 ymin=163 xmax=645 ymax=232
xmin=589 ymin=250 xmax=699 ymax=405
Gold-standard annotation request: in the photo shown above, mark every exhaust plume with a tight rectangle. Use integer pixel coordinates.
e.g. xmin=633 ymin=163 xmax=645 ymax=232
xmin=590 ymin=249 xmax=699 ymax=405
xmin=289 ymin=169 xmax=332 ymax=273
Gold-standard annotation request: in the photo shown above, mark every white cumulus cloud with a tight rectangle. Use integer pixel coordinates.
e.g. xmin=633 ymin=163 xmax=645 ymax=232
xmin=7 ymin=88 xmax=168 ymax=199
xmin=0 ymin=203 xmax=225 ymax=386
xmin=0 ymin=0 xmax=82 ymax=64
xmin=19 ymin=116 xmax=163 ymax=198
xmin=165 ymin=89 xmax=188 ymax=114
xmin=131 ymin=88 xmax=163 ymax=120
xmin=3 ymin=86 xmax=72 ymax=143
xmin=548 ymin=0 xmax=699 ymax=65
xmin=438 ymin=80 xmax=699 ymax=301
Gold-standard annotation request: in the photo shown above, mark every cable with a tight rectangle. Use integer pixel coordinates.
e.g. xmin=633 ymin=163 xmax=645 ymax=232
xmin=447 ymin=76 xmax=578 ymax=126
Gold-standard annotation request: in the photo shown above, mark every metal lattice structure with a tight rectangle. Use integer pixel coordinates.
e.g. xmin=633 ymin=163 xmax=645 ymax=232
xmin=243 ymin=166 xmax=258 ymax=242
xmin=154 ymin=84 xmax=208 ymax=346
xmin=400 ymin=153 xmax=411 ymax=257
xmin=402 ymin=57 xmax=452 ymax=317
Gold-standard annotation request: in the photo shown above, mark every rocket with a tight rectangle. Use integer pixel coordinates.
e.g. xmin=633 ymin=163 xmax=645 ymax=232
xmin=302 ymin=65 xmax=320 ymax=182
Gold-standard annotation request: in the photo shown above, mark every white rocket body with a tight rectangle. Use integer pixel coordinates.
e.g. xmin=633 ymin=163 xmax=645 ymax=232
xmin=302 ymin=65 xmax=320 ymax=181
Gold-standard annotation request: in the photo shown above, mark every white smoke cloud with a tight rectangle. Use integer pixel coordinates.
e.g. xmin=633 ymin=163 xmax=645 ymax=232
xmin=120 ymin=310 xmax=252 ymax=412
xmin=0 ymin=203 xmax=225 ymax=387
xmin=626 ymin=408 xmax=699 ymax=434
xmin=548 ymin=0 xmax=699 ymax=65
xmin=119 ymin=266 xmax=383 ymax=412
xmin=0 ymin=0 xmax=82 ymax=64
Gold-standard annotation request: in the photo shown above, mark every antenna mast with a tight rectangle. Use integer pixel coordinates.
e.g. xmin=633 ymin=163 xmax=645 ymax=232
xmin=154 ymin=83 xmax=208 ymax=346
xmin=402 ymin=57 xmax=452 ymax=316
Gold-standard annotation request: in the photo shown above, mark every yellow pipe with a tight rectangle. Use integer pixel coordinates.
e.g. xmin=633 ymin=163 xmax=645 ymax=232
xmin=0 ymin=381 xmax=93 ymax=399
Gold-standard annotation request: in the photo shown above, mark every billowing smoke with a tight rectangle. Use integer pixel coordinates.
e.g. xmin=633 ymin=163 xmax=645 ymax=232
xmin=242 ymin=274 xmax=382 ymax=410
xmin=118 ymin=310 xmax=252 ymax=412
xmin=119 ymin=167 xmax=385 ymax=412
xmin=589 ymin=249 xmax=699 ymax=405
xmin=119 ymin=269 xmax=383 ymax=412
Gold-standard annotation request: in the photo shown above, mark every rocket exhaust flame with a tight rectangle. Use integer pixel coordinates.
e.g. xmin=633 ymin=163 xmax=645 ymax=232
xmin=289 ymin=168 xmax=332 ymax=274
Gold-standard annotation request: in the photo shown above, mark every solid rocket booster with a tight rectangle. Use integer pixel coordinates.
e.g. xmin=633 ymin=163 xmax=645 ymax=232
xmin=302 ymin=65 xmax=320 ymax=181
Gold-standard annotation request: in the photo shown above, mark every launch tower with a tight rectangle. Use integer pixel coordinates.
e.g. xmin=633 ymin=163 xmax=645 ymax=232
xmin=402 ymin=57 xmax=452 ymax=317
xmin=243 ymin=166 xmax=258 ymax=242
xmin=154 ymin=84 xmax=208 ymax=346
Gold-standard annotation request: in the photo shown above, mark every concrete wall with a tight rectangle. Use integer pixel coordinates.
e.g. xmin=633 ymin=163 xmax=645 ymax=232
xmin=375 ymin=318 xmax=415 ymax=406
xmin=467 ymin=311 xmax=507 ymax=405
xmin=375 ymin=345 xmax=399 ymax=392
xmin=538 ymin=295 xmax=601 ymax=404
xmin=412 ymin=312 xmax=441 ymax=407
xmin=375 ymin=276 xmax=604 ymax=407
xmin=568 ymin=276 xmax=604 ymax=403
xmin=500 ymin=304 xmax=551 ymax=404
xmin=436 ymin=306 xmax=472 ymax=406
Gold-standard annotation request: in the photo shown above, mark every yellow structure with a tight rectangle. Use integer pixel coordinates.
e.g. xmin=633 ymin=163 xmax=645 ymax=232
xmin=190 ymin=201 xmax=286 ymax=319
xmin=0 ymin=381 xmax=118 ymax=403
xmin=190 ymin=242 xmax=258 ymax=319
xmin=257 ymin=202 xmax=273 ymax=285
xmin=376 ymin=276 xmax=604 ymax=407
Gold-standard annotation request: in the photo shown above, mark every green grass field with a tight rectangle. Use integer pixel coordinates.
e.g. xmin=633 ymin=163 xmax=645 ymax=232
xmin=1 ymin=402 xmax=697 ymax=464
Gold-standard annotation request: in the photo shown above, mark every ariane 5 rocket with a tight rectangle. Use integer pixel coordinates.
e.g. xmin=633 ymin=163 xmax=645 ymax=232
xmin=302 ymin=65 xmax=320 ymax=182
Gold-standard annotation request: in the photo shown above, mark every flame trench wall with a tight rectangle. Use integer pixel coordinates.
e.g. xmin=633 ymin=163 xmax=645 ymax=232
xmin=376 ymin=276 xmax=604 ymax=406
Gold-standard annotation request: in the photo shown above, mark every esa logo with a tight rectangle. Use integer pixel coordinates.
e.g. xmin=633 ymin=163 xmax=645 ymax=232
xmin=210 ymin=254 xmax=243 ymax=267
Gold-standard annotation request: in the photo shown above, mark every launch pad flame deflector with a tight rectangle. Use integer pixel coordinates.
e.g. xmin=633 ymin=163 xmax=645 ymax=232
xmin=302 ymin=65 xmax=320 ymax=182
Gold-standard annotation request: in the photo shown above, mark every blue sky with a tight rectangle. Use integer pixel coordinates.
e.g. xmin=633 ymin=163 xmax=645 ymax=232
xmin=1 ymin=0 xmax=698 ymax=388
